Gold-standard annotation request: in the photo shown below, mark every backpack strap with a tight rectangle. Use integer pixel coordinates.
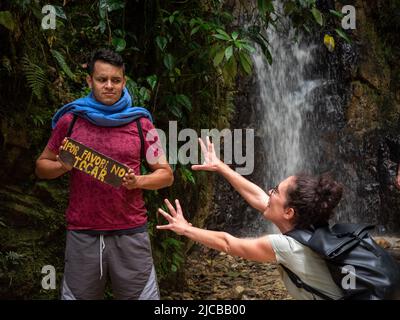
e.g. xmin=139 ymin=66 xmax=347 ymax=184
xmin=66 ymin=114 xmax=78 ymax=137
xmin=135 ymin=118 xmax=145 ymax=162
xmin=280 ymin=264 xmax=335 ymax=300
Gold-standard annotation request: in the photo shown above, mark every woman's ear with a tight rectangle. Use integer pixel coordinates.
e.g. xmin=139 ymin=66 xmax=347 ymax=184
xmin=284 ymin=207 xmax=295 ymax=221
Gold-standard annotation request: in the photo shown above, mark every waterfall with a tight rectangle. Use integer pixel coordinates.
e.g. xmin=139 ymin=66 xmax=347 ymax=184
xmin=253 ymin=28 xmax=321 ymax=186
xmin=210 ymin=5 xmax=399 ymax=237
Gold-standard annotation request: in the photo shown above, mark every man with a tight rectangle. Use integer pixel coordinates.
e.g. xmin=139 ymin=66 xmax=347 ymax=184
xmin=35 ymin=49 xmax=173 ymax=300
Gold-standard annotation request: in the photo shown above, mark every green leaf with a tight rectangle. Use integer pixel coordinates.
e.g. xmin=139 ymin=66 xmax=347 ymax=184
xmin=264 ymin=46 xmax=273 ymax=65
xmin=156 ymin=36 xmax=168 ymax=51
xmin=242 ymin=43 xmax=256 ymax=54
xmin=50 ymin=49 xmax=75 ymax=80
xmin=216 ymin=28 xmax=231 ymax=39
xmin=146 ymin=75 xmax=158 ymax=90
xmin=191 ymin=25 xmax=200 ymax=36
xmin=112 ymin=37 xmax=126 ymax=52
xmin=176 ymin=94 xmax=192 ymax=111
xmin=223 ymin=56 xmax=237 ymax=81
xmin=169 ymin=104 xmax=182 ymax=118
xmin=22 ymin=56 xmax=48 ymax=100
xmin=329 ymin=9 xmax=344 ymax=18
xmin=311 ymin=7 xmax=323 ymax=26
xmin=225 ymin=46 xmax=233 ymax=61
xmin=239 ymin=52 xmax=252 ymax=75
xmin=139 ymin=87 xmax=150 ymax=102
xmin=213 ymin=48 xmax=225 ymax=67
xmin=107 ymin=0 xmax=125 ymax=11
xmin=0 ymin=11 xmax=15 ymax=31
xmin=335 ymin=28 xmax=351 ymax=43
xmin=231 ymin=31 xmax=239 ymax=40
xmin=212 ymin=34 xmax=230 ymax=41
xmin=163 ymin=53 xmax=175 ymax=70
xmin=54 ymin=6 xmax=67 ymax=19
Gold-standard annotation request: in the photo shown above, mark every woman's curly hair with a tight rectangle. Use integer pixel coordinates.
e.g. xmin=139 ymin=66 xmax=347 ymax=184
xmin=286 ymin=173 xmax=343 ymax=229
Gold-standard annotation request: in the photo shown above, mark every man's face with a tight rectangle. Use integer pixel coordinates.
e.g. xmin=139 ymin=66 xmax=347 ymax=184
xmin=86 ymin=60 xmax=126 ymax=105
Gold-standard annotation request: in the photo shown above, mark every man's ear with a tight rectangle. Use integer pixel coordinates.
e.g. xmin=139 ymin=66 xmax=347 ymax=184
xmin=284 ymin=207 xmax=295 ymax=221
xmin=86 ymin=75 xmax=92 ymax=89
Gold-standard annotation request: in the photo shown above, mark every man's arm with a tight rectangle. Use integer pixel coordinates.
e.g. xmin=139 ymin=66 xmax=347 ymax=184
xmin=192 ymin=137 xmax=269 ymax=212
xmin=157 ymin=199 xmax=276 ymax=263
xmin=35 ymin=143 xmax=72 ymax=179
xmin=122 ymin=155 xmax=174 ymax=190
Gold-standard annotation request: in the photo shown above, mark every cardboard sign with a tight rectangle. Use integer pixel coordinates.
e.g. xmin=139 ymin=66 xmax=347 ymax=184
xmin=59 ymin=137 xmax=129 ymax=187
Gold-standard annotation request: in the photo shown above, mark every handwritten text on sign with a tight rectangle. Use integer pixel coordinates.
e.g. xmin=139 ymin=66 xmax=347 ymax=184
xmin=59 ymin=138 xmax=129 ymax=187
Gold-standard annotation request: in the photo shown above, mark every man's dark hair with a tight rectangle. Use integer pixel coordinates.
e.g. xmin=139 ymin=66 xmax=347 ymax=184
xmin=286 ymin=173 xmax=343 ymax=229
xmin=87 ymin=48 xmax=125 ymax=75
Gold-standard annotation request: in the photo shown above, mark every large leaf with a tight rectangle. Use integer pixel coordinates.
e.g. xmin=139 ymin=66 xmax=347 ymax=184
xmin=176 ymin=94 xmax=192 ymax=111
xmin=146 ymin=75 xmax=158 ymax=90
xmin=163 ymin=54 xmax=175 ymax=70
xmin=335 ymin=28 xmax=351 ymax=44
xmin=239 ymin=51 xmax=252 ymax=75
xmin=213 ymin=48 xmax=225 ymax=67
xmin=112 ymin=37 xmax=126 ymax=52
xmin=54 ymin=6 xmax=67 ymax=19
xmin=0 ymin=11 xmax=15 ymax=31
xmin=216 ymin=28 xmax=231 ymax=39
xmin=106 ymin=0 xmax=125 ymax=11
xmin=223 ymin=56 xmax=237 ymax=81
xmin=50 ymin=49 xmax=75 ymax=80
xmin=212 ymin=34 xmax=230 ymax=41
xmin=156 ymin=36 xmax=167 ymax=51
xmin=224 ymin=46 xmax=233 ymax=61
xmin=311 ymin=7 xmax=323 ymax=26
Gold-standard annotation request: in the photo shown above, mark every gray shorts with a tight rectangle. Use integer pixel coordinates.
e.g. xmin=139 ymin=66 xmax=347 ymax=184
xmin=61 ymin=230 xmax=160 ymax=300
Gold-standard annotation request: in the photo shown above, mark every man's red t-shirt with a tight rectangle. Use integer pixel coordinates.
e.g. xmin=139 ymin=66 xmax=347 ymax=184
xmin=47 ymin=113 xmax=163 ymax=231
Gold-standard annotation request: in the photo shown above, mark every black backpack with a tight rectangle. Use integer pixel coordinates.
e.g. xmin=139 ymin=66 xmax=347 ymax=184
xmin=283 ymin=223 xmax=400 ymax=300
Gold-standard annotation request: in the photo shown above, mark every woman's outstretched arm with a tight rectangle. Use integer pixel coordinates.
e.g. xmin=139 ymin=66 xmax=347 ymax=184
xmin=156 ymin=199 xmax=276 ymax=263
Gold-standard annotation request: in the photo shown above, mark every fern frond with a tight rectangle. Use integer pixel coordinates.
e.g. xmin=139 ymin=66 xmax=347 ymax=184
xmin=50 ymin=49 xmax=75 ymax=80
xmin=21 ymin=56 xmax=47 ymax=100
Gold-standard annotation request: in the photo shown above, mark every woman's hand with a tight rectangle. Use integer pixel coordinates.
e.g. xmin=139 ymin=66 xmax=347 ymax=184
xmin=191 ymin=136 xmax=222 ymax=172
xmin=156 ymin=199 xmax=192 ymax=235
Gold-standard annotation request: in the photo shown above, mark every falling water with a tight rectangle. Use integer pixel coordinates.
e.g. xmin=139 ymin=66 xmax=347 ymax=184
xmin=211 ymin=6 xmax=399 ymax=237
xmin=253 ymin=28 xmax=321 ymax=186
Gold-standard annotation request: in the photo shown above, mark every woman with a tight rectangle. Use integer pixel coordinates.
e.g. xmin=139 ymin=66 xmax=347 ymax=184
xmin=157 ymin=137 xmax=345 ymax=300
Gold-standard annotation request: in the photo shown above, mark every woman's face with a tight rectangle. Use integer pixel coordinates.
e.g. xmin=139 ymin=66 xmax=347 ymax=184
xmin=263 ymin=176 xmax=296 ymax=224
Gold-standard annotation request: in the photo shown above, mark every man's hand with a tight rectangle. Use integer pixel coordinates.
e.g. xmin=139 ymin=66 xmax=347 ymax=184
xmin=56 ymin=138 xmax=73 ymax=172
xmin=191 ymin=136 xmax=222 ymax=172
xmin=156 ymin=199 xmax=192 ymax=235
xmin=122 ymin=168 xmax=140 ymax=189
